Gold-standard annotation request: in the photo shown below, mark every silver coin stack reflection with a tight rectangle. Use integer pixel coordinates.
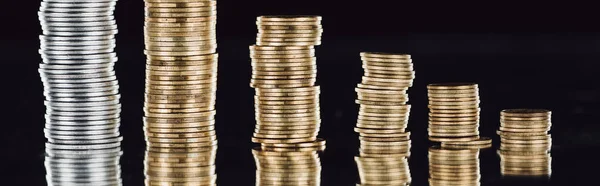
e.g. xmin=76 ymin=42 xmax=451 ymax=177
xmin=39 ymin=0 xmax=123 ymax=185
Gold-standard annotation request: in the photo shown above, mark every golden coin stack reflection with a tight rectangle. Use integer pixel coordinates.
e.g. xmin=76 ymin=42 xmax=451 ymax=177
xmin=428 ymin=147 xmax=481 ymax=186
xmin=355 ymin=150 xmax=411 ymax=185
xmin=427 ymin=83 xmax=486 ymax=142
xmin=253 ymin=146 xmax=325 ymax=186
xmin=143 ymin=0 xmax=219 ymax=149
xmin=250 ymin=16 xmax=324 ymax=146
xmin=498 ymin=109 xmax=552 ymax=176
xmin=144 ymin=148 xmax=218 ymax=185
xmin=354 ymin=53 xmax=414 ymax=154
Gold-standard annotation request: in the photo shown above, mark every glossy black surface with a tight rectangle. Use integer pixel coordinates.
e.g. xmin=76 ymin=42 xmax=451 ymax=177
xmin=4 ymin=0 xmax=600 ymax=185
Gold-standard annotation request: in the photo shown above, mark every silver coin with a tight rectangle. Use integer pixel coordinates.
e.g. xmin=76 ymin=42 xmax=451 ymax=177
xmin=40 ymin=43 xmax=116 ymax=51
xmin=45 ymin=157 xmax=120 ymax=164
xmin=46 ymin=109 xmax=121 ymax=117
xmin=44 ymin=130 xmax=119 ymax=138
xmin=41 ymin=71 xmax=115 ymax=79
xmin=39 ymin=15 xmax=115 ymax=22
xmin=38 ymin=11 xmax=113 ymax=18
xmin=45 ymin=94 xmax=119 ymax=102
xmin=41 ymin=20 xmax=116 ymax=27
xmin=41 ymin=25 xmax=118 ymax=32
xmin=44 ymin=90 xmax=119 ymax=98
xmin=41 ymin=57 xmax=118 ymax=65
xmin=46 ymin=105 xmax=121 ymax=113
xmin=41 ymin=53 xmax=116 ymax=60
xmin=40 ymin=35 xmax=115 ymax=41
xmin=42 ymin=30 xmax=118 ymax=37
xmin=45 ymin=133 xmax=120 ymax=141
xmin=48 ymin=137 xmax=122 ymax=145
xmin=39 ymin=7 xmax=115 ymax=13
xmin=46 ymin=123 xmax=119 ymax=131
xmin=41 ymin=39 xmax=115 ymax=47
xmin=46 ymin=142 xmax=121 ymax=150
xmin=40 ymin=63 xmax=115 ymax=70
xmin=41 ymin=2 xmax=117 ymax=8
xmin=46 ymin=171 xmax=121 ymax=180
xmin=44 ymin=81 xmax=119 ymax=89
xmin=41 ymin=49 xmax=115 ymax=56
xmin=39 ymin=67 xmax=115 ymax=74
xmin=45 ymin=113 xmax=120 ymax=121
xmin=42 ymin=77 xmax=118 ymax=85
xmin=47 ymin=179 xmax=122 ymax=186
xmin=43 ymin=87 xmax=119 ymax=95
xmin=45 ymin=160 xmax=120 ymax=169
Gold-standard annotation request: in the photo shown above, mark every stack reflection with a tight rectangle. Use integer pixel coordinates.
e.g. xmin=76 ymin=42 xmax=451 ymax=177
xmin=253 ymin=146 xmax=325 ymax=186
xmin=428 ymin=147 xmax=481 ymax=186
xmin=144 ymin=146 xmax=218 ymax=186
xmin=45 ymin=147 xmax=123 ymax=186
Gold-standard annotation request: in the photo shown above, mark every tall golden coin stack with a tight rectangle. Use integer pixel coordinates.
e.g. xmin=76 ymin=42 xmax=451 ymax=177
xmin=354 ymin=52 xmax=414 ymax=159
xmin=498 ymin=109 xmax=552 ymax=176
xmin=250 ymin=16 xmax=324 ymax=147
xmin=428 ymin=147 xmax=481 ymax=186
xmin=144 ymin=148 xmax=218 ymax=186
xmin=253 ymin=146 xmax=325 ymax=186
xmin=143 ymin=0 xmax=219 ymax=184
xmin=427 ymin=83 xmax=487 ymax=143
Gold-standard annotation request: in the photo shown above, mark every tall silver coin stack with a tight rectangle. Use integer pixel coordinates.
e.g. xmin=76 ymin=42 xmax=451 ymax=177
xmin=38 ymin=0 xmax=123 ymax=185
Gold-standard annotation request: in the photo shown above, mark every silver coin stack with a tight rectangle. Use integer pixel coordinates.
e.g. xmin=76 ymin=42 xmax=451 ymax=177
xmin=38 ymin=0 xmax=123 ymax=185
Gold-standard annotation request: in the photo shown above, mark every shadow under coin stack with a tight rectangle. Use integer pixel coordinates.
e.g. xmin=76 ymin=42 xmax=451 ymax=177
xmin=428 ymin=83 xmax=490 ymax=144
xmin=354 ymin=53 xmax=414 ymax=164
xmin=428 ymin=147 xmax=481 ymax=186
xmin=38 ymin=1 xmax=124 ymax=185
xmin=144 ymin=147 xmax=218 ymax=185
xmin=143 ymin=0 xmax=219 ymax=163
xmin=498 ymin=109 xmax=552 ymax=177
xmin=253 ymin=145 xmax=325 ymax=186
xmin=250 ymin=16 xmax=324 ymax=147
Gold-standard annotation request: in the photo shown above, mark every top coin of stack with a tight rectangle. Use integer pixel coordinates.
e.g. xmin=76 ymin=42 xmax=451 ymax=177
xmin=428 ymin=147 xmax=481 ymax=186
xmin=143 ymin=0 xmax=219 ymax=153
xmin=250 ymin=16 xmax=324 ymax=146
xmin=428 ymin=83 xmax=489 ymax=144
xmin=38 ymin=0 xmax=123 ymax=158
xmin=498 ymin=109 xmax=552 ymax=176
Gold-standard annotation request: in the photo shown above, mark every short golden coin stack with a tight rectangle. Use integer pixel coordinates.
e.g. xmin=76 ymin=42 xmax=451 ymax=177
xmin=428 ymin=147 xmax=481 ymax=186
xmin=144 ymin=148 xmax=218 ymax=185
xmin=250 ymin=16 xmax=324 ymax=147
xmin=354 ymin=53 xmax=414 ymax=157
xmin=142 ymin=1 xmax=219 ymax=184
xmin=427 ymin=83 xmax=489 ymax=144
xmin=253 ymin=146 xmax=325 ymax=186
xmin=498 ymin=109 xmax=552 ymax=176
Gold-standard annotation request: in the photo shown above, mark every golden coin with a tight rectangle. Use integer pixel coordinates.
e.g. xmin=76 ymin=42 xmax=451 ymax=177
xmin=256 ymin=91 xmax=319 ymax=97
xmin=257 ymin=116 xmax=320 ymax=122
xmin=146 ymin=89 xmax=215 ymax=95
xmin=500 ymin=142 xmax=552 ymax=149
xmin=356 ymin=124 xmax=406 ymax=130
xmin=355 ymin=100 xmax=408 ymax=106
xmin=428 ymin=105 xmax=479 ymax=110
xmin=360 ymin=80 xmax=412 ymax=88
xmin=144 ymin=26 xmax=215 ymax=34
xmin=145 ymin=98 xmax=215 ymax=105
xmin=428 ymin=97 xmax=478 ymax=102
xmin=256 ymin=112 xmax=319 ymax=118
xmin=363 ymin=73 xmax=415 ymax=79
xmin=146 ymin=69 xmax=216 ymax=76
xmin=358 ymin=111 xmax=408 ymax=117
xmin=251 ymin=78 xmax=315 ymax=85
xmin=428 ymin=100 xmax=480 ymax=106
xmin=355 ymin=87 xmax=407 ymax=94
xmin=145 ymin=126 xmax=215 ymax=134
xmin=145 ymin=50 xmax=216 ymax=56
xmin=147 ymin=59 xmax=217 ymax=66
xmin=428 ymin=136 xmax=480 ymax=142
xmin=358 ymin=132 xmax=411 ymax=139
xmin=359 ymin=104 xmax=411 ymax=110
xmin=257 ymin=37 xmax=319 ymax=42
xmin=144 ymin=107 xmax=213 ymax=113
xmin=147 ymin=148 xmax=216 ymax=154
xmin=258 ymin=15 xmax=322 ymax=22
xmin=256 ymin=20 xmax=321 ymax=26
xmin=259 ymin=29 xmax=323 ymax=35
xmin=144 ymin=121 xmax=215 ymax=128
xmin=363 ymin=61 xmax=415 ymax=67
xmin=253 ymin=132 xmax=317 ymax=139
xmin=501 ymin=139 xmax=551 ymax=145
xmin=251 ymin=53 xmax=314 ymax=59
xmin=259 ymin=25 xmax=321 ymax=30
xmin=145 ymin=130 xmax=216 ymax=138
xmin=501 ymin=120 xmax=551 ymax=126
xmin=355 ymin=128 xmax=405 ymax=134
xmin=255 ymin=98 xmax=318 ymax=105
xmin=428 ymin=93 xmax=479 ymax=99
xmin=358 ymin=116 xmax=409 ymax=122
xmin=357 ymin=120 xmax=408 ymax=127
xmin=428 ymin=128 xmax=478 ymax=134
xmin=361 ymin=77 xmax=413 ymax=84
xmin=501 ymin=109 xmax=551 ymax=117
xmin=252 ymin=137 xmax=317 ymax=144
xmin=360 ymin=52 xmax=410 ymax=59
xmin=250 ymin=45 xmax=313 ymax=51
xmin=145 ymin=110 xmax=215 ymax=118
xmin=498 ymin=127 xmax=550 ymax=133
xmin=427 ymin=83 xmax=478 ymax=90
xmin=500 ymin=115 xmax=550 ymax=121
xmin=428 ymin=88 xmax=479 ymax=94
xmin=145 ymin=6 xmax=216 ymax=12
xmin=255 ymin=94 xmax=317 ymax=101
xmin=429 ymin=124 xmax=478 ymax=130
xmin=361 ymin=141 xmax=410 ymax=147
xmin=429 ymin=112 xmax=479 ymax=118
xmin=146 ymin=75 xmax=215 ymax=81
xmin=500 ymin=123 xmax=550 ymax=129
xmin=145 ymin=1 xmax=216 ymax=7
xmin=361 ymin=58 xmax=412 ymax=64
xmin=362 ymin=69 xmax=414 ymax=76
xmin=146 ymin=12 xmax=216 ymax=18
xmin=359 ymin=107 xmax=410 ymax=114
xmin=429 ymin=116 xmax=479 ymax=122
xmin=499 ymin=134 xmax=551 ymax=141
xmin=252 ymin=70 xmax=317 ymax=76
xmin=251 ymin=49 xmax=315 ymax=55
xmin=252 ymin=74 xmax=317 ymax=80
xmin=146 ymin=83 xmax=216 ymax=90
xmin=255 ymin=104 xmax=318 ymax=110
xmin=145 ymin=16 xmax=216 ymax=23
xmin=146 ymin=135 xmax=216 ymax=143
xmin=362 ymin=64 xmax=413 ymax=71
xmin=429 ymin=108 xmax=480 ymax=114
xmin=145 ymin=40 xmax=216 ymax=48
xmin=441 ymin=137 xmax=492 ymax=146
xmin=144 ymin=30 xmax=216 ymax=37
xmin=252 ymin=57 xmax=316 ymax=63
xmin=256 ymin=41 xmax=321 ymax=46
xmin=146 ymin=46 xmax=216 ymax=52
xmin=257 ymin=33 xmax=322 ymax=39
xmin=359 ymin=135 xmax=410 ymax=142
xmin=429 ymin=120 xmax=479 ymax=125
xmin=357 ymin=83 xmax=408 ymax=90
xmin=146 ymin=79 xmax=217 ymax=85
xmin=251 ymin=61 xmax=316 ymax=67
xmin=256 ymin=125 xmax=319 ymax=131
xmin=144 ymin=115 xmax=214 ymax=123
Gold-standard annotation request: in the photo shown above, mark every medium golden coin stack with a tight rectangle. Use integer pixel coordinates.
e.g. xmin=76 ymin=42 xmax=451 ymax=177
xmin=250 ymin=16 xmax=324 ymax=146
xmin=428 ymin=147 xmax=481 ymax=186
xmin=498 ymin=109 xmax=552 ymax=176
xmin=143 ymin=0 xmax=219 ymax=155
xmin=354 ymin=52 xmax=414 ymax=159
xmin=427 ymin=83 xmax=485 ymax=142
xmin=253 ymin=146 xmax=325 ymax=186
xmin=144 ymin=148 xmax=218 ymax=185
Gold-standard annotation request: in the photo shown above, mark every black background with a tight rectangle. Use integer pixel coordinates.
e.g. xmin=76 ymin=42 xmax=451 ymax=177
xmin=2 ymin=0 xmax=600 ymax=185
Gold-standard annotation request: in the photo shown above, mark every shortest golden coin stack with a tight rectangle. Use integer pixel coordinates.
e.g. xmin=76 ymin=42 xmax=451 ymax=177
xmin=144 ymin=147 xmax=218 ymax=186
xmin=354 ymin=52 xmax=414 ymax=156
xmin=498 ymin=109 xmax=552 ymax=177
xmin=427 ymin=83 xmax=490 ymax=145
xmin=250 ymin=16 xmax=324 ymax=146
xmin=428 ymin=147 xmax=481 ymax=186
xmin=253 ymin=145 xmax=325 ymax=186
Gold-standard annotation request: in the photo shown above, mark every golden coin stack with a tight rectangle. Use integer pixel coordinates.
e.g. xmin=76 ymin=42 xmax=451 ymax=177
xmin=498 ymin=109 xmax=552 ymax=176
xmin=143 ymin=0 xmax=219 ymax=155
xmin=250 ymin=16 xmax=324 ymax=146
xmin=253 ymin=146 xmax=325 ymax=186
xmin=354 ymin=52 xmax=414 ymax=158
xmin=144 ymin=148 xmax=218 ymax=185
xmin=427 ymin=83 xmax=487 ymax=143
xmin=428 ymin=147 xmax=481 ymax=186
